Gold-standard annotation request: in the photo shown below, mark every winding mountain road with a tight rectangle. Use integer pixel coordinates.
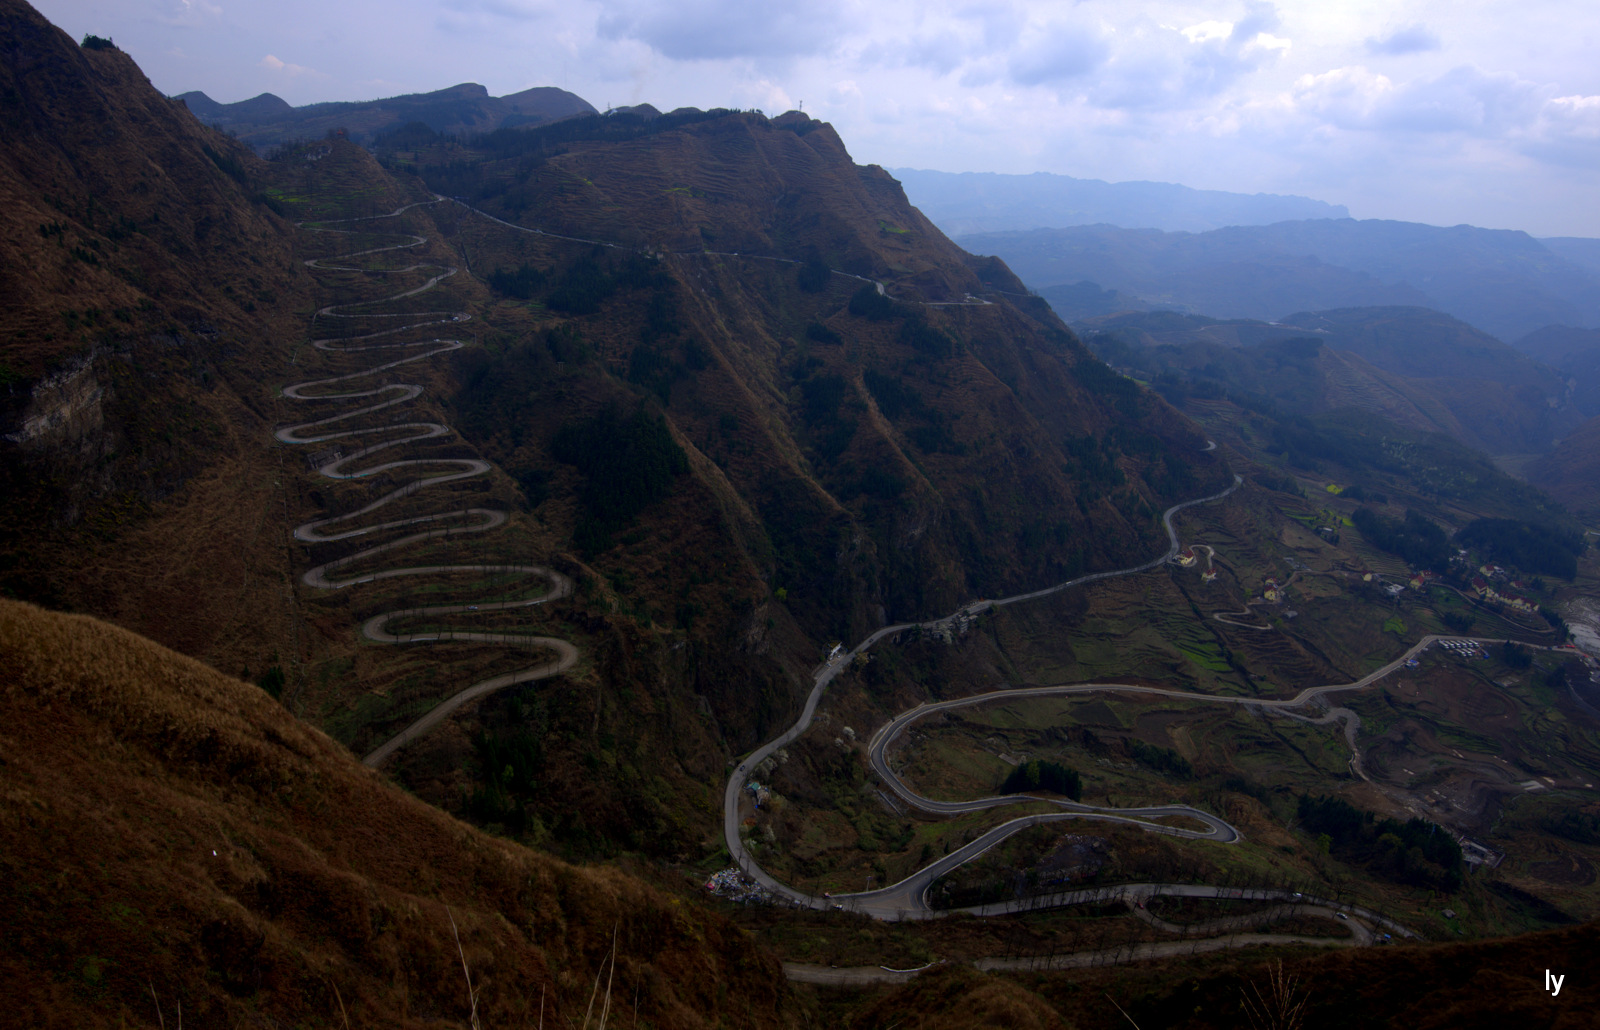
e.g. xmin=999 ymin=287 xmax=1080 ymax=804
xmin=277 ymin=201 xmax=578 ymax=768
xmin=723 ymin=474 xmax=1248 ymax=918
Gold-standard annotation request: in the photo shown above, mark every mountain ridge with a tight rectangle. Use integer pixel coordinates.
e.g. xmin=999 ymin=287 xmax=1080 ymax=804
xmin=174 ymin=80 xmax=597 ymax=152
xmin=893 ymin=167 xmax=1349 ymax=235
xmin=961 ymin=220 xmax=1600 ymax=343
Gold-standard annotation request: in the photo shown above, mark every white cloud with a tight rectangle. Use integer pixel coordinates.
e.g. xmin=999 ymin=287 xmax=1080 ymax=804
xmin=161 ymin=0 xmax=222 ymax=27
xmin=259 ymin=54 xmax=326 ymax=79
xmin=597 ymin=0 xmax=853 ymax=61
xmin=1006 ymin=19 xmax=1111 ymax=86
xmin=1294 ymin=65 xmax=1546 ymax=136
xmin=1366 ymin=24 xmax=1442 ymax=56
xmin=1181 ymin=20 xmax=1233 ymax=44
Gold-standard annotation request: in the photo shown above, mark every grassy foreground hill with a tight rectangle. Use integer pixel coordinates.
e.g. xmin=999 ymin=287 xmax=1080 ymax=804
xmin=0 ymin=596 xmax=792 ymax=1029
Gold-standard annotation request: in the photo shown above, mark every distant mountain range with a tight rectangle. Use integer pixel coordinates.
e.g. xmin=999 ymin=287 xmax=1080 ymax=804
xmin=1079 ymin=306 xmax=1583 ymax=458
xmin=892 ymin=168 xmax=1349 ymax=235
xmin=174 ymin=81 xmax=596 ymax=151
xmin=959 ymin=221 xmax=1600 ymax=344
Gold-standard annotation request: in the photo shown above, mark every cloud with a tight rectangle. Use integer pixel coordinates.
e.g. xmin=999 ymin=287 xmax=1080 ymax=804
xmin=1366 ymin=24 xmax=1442 ymax=56
xmin=597 ymin=0 xmax=851 ymax=61
xmin=1522 ymin=93 xmax=1600 ymax=166
xmin=259 ymin=54 xmax=326 ymax=78
xmin=1079 ymin=5 xmax=1290 ymax=112
xmin=1006 ymin=19 xmax=1111 ymax=86
xmin=160 ymin=0 xmax=222 ymax=27
xmin=1293 ymin=65 xmax=1544 ymax=135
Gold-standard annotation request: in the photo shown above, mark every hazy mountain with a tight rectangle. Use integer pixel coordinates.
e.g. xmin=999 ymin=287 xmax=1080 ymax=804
xmin=962 ymin=220 xmax=1600 ymax=343
xmin=1542 ymin=236 xmax=1600 ymax=277
xmin=1081 ymin=306 xmax=1581 ymax=457
xmin=1516 ymin=324 xmax=1600 ymax=418
xmin=173 ymin=80 xmax=597 ymax=151
xmin=892 ymin=167 xmax=1349 ymax=235
xmin=1528 ymin=413 xmax=1600 ymax=516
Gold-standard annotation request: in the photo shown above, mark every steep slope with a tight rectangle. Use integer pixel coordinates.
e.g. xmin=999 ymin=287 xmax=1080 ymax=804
xmin=0 ymin=0 xmax=315 ymax=665
xmin=1518 ymin=324 xmax=1600 ymax=418
xmin=1527 ymin=414 xmax=1600 ymax=517
xmin=1081 ymin=308 xmax=1577 ymax=457
xmin=404 ymin=109 xmax=1231 ymax=633
xmin=1281 ymin=307 xmax=1580 ymax=455
xmin=236 ymin=109 xmax=1222 ymax=852
xmin=0 ymin=597 xmax=792 ymax=1030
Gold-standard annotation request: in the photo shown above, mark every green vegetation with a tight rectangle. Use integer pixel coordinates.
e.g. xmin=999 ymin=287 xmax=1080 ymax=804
xmin=485 ymin=260 xmax=547 ymax=299
xmin=1351 ymin=507 xmax=1450 ymax=570
xmin=1297 ymin=794 xmax=1463 ymax=891
xmin=1545 ymin=810 xmax=1600 ymax=846
xmin=797 ymin=257 xmax=831 ymax=293
xmin=1456 ymin=518 xmax=1585 ymax=580
xmin=79 ymin=34 xmax=117 ymax=51
xmin=1499 ymin=641 xmax=1534 ymax=670
xmin=1130 ymin=740 xmax=1194 ymax=780
xmin=847 ymin=283 xmax=903 ymax=321
xmin=999 ymin=759 xmax=1083 ymax=800
xmin=804 ymin=320 xmax=841 ymax=345
xmin=550 ymin=404 xmax=688 ymax=554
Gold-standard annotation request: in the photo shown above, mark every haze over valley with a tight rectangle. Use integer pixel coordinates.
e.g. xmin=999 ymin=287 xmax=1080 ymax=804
xmin=5 ymin=2 xmax=1600 ymax=1026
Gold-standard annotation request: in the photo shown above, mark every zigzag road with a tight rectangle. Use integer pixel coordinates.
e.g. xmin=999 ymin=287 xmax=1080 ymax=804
xmin=724 ymin=474 xmax=1248 ymax=919
xmin=276 ymin=201 xmax=578 ymax=769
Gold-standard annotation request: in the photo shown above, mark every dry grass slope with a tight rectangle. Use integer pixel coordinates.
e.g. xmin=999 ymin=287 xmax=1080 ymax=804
xmin=0 ymin=597 xmax=793 ymax=1029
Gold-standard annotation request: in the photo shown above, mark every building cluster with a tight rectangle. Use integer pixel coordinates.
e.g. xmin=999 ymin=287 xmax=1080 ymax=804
xmin=1468 ymin=576 xmax=1538 ymax=613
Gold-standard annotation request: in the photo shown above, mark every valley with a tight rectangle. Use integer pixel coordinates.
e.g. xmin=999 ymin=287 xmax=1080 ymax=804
xmin=3 ymin=3 xmax=1599 ymax=1025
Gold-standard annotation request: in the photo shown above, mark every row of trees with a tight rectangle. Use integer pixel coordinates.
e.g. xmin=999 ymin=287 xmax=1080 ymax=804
xmin=1298 ymin=794 xmax=1463 ymax=892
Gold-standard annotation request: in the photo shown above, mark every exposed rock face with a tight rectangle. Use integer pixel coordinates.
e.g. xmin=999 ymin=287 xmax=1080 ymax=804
xmin=4 ymin=347 xmax=105 ymax=452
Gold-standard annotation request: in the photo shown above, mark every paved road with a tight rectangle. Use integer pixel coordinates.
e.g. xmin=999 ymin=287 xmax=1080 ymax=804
xmin=281 ymin=202 xmax=579 ymax=767
xmin=722 ymin=473 xmax=1245 ymax=918
xmin=780 ymin=883 xmax=1413 ymax=985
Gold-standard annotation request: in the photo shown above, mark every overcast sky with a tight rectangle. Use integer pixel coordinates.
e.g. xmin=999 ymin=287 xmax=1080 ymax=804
xmin=34 ymin=0 xmax=1600 ymax=237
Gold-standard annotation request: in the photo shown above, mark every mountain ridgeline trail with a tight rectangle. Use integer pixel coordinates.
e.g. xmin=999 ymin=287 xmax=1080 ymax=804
xmin=276 ymin=201 xmax=578 ymax=766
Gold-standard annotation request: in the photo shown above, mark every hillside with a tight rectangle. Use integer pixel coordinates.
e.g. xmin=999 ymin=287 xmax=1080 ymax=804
xmin=1 ymin=0 xmax=1232 ymax=867
xmin=5 ymin=3 xmax=1600 ymax=1022
xmin=0 ymin=597 xmax=792 ymax=1029
xmin=961 ymin=220 xmax=1600 ymax=343
xmin=175 ymin=82 xmax=598 ymax=152
xmin=1528 ymin=415 xmax=1600 ymax=518
xmin=892 ymin=167 xmax=1348 ymax=235
xmin=0 ymin=0 xmax=315 ymax=657
xmin=1518 ymin=324 xmax=1600 ymax=418
xmin=1080 ymin=307 xmax=1579 ymax=457
xmin=279 ymin=110 xmax=1232 ymax=850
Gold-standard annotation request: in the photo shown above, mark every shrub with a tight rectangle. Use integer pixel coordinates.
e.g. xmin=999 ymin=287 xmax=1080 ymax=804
xmin=797 ymin=257 xmax=831 ymax=293
xmin=999 ymin=760 xmax=1082 ymax=800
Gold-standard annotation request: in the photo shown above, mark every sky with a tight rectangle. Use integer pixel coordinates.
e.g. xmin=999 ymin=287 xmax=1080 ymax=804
xmin=33 ymin=0 xmax=1600 ymax=237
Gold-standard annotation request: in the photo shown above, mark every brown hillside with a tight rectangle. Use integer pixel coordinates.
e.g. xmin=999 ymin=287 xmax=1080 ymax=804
xmin=0 ymin=0 xmax=302 ymax=378
xmin=0 ymin=597 xmax=793 ymax=1029
xmin=0 ymin=0 xmax=318 ymax=667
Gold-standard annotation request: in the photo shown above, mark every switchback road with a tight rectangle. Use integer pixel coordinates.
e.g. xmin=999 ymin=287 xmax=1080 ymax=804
xmin=277 ymin=201 xmax=579 ymax=768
